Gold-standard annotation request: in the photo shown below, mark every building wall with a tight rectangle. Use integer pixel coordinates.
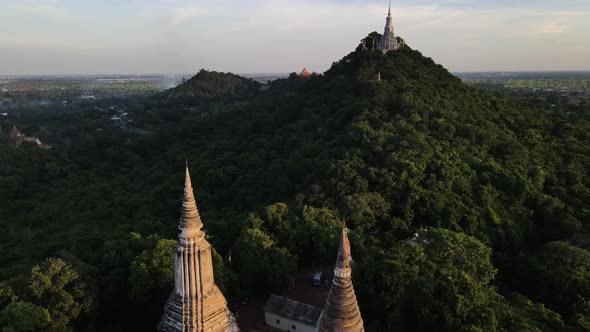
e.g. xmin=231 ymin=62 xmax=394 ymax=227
xmin=264 ymin=312 xmax=318 ymax=332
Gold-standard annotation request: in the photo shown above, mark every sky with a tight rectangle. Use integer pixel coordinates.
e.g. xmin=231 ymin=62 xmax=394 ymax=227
xmin=0 ymin=0 xmax=589 ymax=75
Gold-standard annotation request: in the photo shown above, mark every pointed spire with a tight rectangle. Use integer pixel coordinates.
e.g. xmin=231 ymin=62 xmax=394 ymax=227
xmin=388 ymin=0 xmax=392 ymax=16
xmin=334 ymin=227 xmax=352 ymax=277
xmin=318 ymin=226 xmax=364 ymax=331
xmin=158 ymin=162 xmax=237 ymax=331
xmin=178 ymin=163 xmax=204 ymax=238
xmin=378 ymin=0 xmax=400 ymax=53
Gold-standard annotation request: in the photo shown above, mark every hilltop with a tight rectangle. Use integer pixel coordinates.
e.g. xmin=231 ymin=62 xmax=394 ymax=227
xmin=159 ymin=69 xmax=261 ymax=102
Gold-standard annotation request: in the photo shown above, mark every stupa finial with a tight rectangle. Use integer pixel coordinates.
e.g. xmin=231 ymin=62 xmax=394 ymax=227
xmin=178 ymin=163 xmax=204 ymax=238
xmin=335 ymin=227 xmax=351 ymax=275
xmin=388 ymin=0 xmax=392 ymax=16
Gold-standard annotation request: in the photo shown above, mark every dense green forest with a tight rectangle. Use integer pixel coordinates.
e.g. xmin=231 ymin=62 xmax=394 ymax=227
xmin=1 ymin=34 xmax=590 ymax=331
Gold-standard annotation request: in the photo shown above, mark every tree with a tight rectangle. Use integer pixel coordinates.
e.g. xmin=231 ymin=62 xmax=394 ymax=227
xmin=128 ymin=239 xmax=176 ymax=302
xmin=358 ymin=228 xmax=502 ymax=331
xmin=0 ymin=284 xmax=17 ymax=307
xmin=494 ymin=294 xmax=564 ymax=332
xmin=0 ymin=301 xmax=51 ymax=332
xmin=355 ymin=241 xmax=425 ymax=326
xmin=210 ymin=246 xmax=229 ymax=295
xmin=233 ymin=227 xmax=297 ymax=293
xmin=343 ymin=192 xmax=390 ymax=230
xmin=524 ymin=241 xmax=590 ymax=320
xmin=542 ymin=213 xmax=582 ymax=241
xmin=362 ymin=31 xmax=382 ymax=50
xmin=28 ymin=257 xmax=92 ymax=332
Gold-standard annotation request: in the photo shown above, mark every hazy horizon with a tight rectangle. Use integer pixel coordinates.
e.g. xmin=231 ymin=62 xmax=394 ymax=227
xmin=1 ymin=0 xmax=590 ymax=75
xmin=3 ymin=70 xmax=590 ymax=79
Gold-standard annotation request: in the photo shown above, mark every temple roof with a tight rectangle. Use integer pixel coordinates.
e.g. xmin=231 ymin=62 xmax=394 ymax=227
xmin=300 ymin=68 xmax=311 ymax=77
xmin=10 ymin=125 xmax=22 ymax=139
xmin=264 ymin=294 xmax=323 ymax=327
xmin=178 ymin=163 xmax=204 ymax=238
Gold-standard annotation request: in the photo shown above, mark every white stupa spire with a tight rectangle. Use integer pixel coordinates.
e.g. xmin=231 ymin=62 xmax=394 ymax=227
xmin=388 ymin=0 xmax=391 ymax=16
xmin=158 ymin=164 xmax=238 ymax=332
xmin=378 ymin=0 xmax=400 ymax=54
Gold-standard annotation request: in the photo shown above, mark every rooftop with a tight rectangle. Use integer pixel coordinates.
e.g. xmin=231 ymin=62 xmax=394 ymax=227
xmin=264 ymin=294 xmax=323 ymax=327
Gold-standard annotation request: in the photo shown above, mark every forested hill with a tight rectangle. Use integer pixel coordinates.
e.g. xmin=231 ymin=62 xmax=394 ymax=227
xmin=1 ymin=38 xmax=589 ymax=331
xmin=158 ymin=69 xmax=261 ymax=101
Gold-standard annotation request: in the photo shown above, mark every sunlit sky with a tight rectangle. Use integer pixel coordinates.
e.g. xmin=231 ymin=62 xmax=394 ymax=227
xmin=1 ymin=0 xmax=589 ymax=75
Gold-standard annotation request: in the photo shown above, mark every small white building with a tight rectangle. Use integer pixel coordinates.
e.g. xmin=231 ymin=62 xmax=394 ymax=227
xmin=264 ymin=294 xmax=322 ymax=332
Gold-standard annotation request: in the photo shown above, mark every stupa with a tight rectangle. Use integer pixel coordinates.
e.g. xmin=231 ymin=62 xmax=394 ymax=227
xmin=158 ymin=164 xmax=238 ymax=332
xmin=317 ymin=228 xmax=364 ymax=332
xmin=377 ymin=0 xmax=400 ymax=53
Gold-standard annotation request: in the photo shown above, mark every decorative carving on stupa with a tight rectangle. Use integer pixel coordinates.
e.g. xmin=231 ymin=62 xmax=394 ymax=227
xmin=377 ymin=0 xmax=400 ymax=54
xmin=158 ymin=164 xmax=238 ymax=332
xmin=318 ymin=228 xmax=364 ymax=332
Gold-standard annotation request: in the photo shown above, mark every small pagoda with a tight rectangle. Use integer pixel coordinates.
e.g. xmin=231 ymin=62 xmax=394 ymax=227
xmin=318 ymin=228 xmax=365 ymax=332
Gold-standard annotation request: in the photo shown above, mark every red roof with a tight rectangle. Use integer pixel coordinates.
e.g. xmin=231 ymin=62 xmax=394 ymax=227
xmin=300 ymin=68 xmax=311 ymax=77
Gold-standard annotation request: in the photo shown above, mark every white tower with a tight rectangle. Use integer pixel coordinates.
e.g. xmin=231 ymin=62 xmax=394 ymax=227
xmin=158 ymin=164 xmax=238 ymax=332
xmin=377 ymin=0 xmax=400 ymax=54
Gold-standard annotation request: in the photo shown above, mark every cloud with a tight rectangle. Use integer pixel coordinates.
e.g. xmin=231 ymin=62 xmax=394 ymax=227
xmin=169 ymin=5 xmax=216 ymax=25
xmin=541 ymin=23 xmax=568 ymax=34
xmin=10 ymin=0 xmax=66 ymax=19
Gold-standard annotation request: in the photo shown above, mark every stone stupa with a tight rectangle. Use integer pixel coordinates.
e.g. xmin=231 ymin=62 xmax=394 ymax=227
xmin=158 ymin=164 xmax=238 ymax=332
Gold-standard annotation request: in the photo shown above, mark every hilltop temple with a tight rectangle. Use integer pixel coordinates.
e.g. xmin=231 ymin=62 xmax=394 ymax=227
xmin=158 ymin=164 xmax=238 ymax=332
xmin=377 ymin=1 xmax=400 ymax=53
